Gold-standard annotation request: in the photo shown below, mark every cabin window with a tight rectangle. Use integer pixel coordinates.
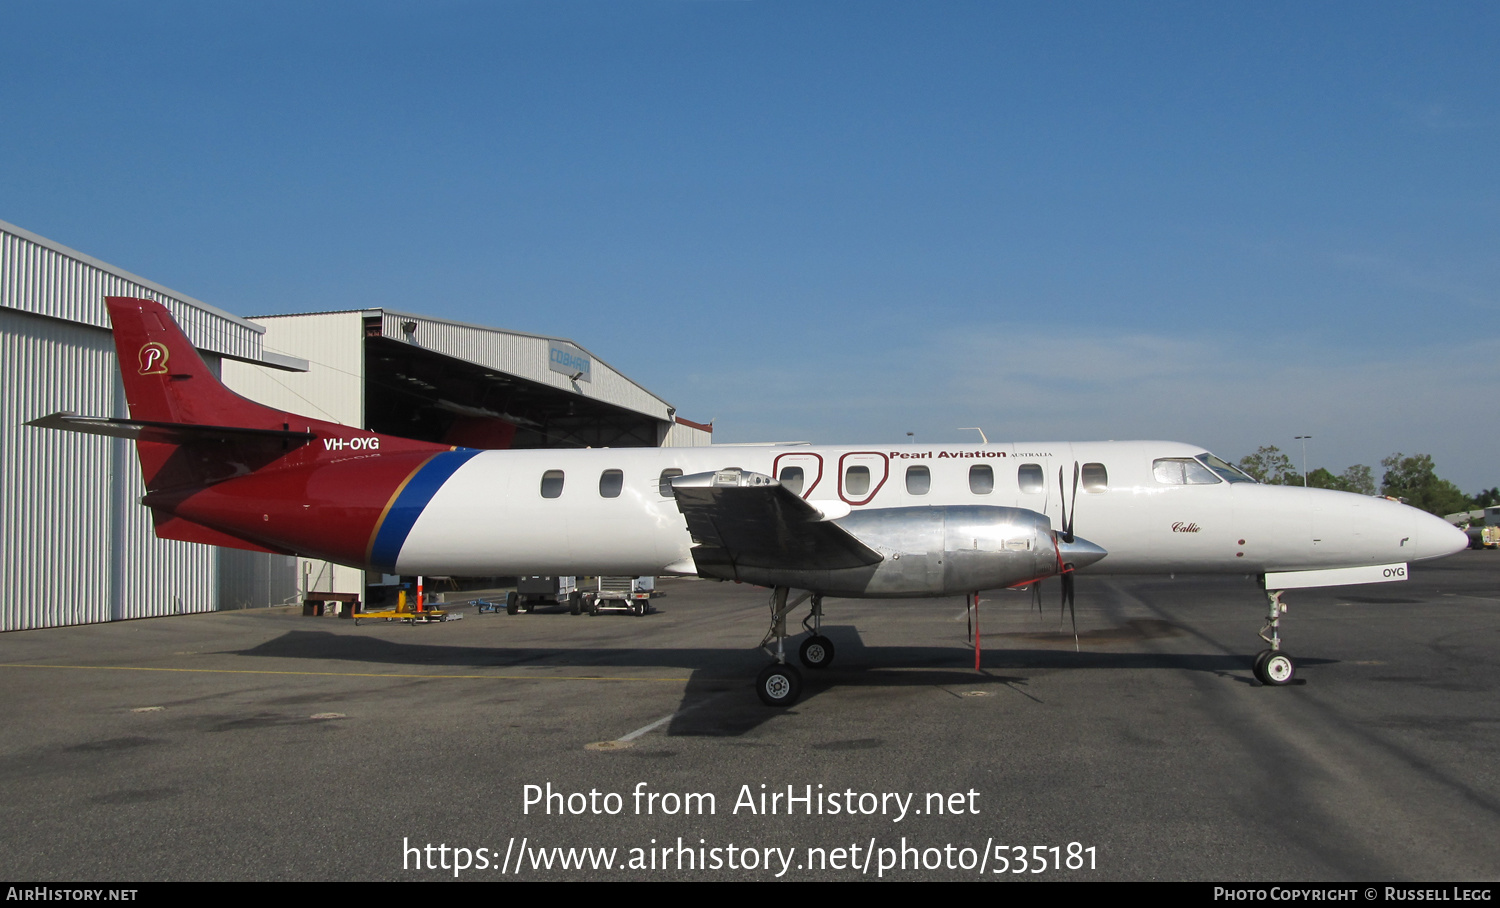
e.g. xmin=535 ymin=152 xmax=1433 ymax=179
xmin=969 ymin=464 xmax=994 ymax=494
xmin=1153 ymin=458 xmax=1218 ymax=485
xmin=540 ymin=470 xmax=565 ymax=499
xmin=779 ymin=466 xmax=804 ymax=496
xmin=599 ymin=469 xmax=624 ymax=498
xmin=1081 ymin=462 xmax=1108 ymax=491
xmin=906 ymin=465 xmax=931 ymax=495
xmin=845 ymin=465 xmax=871 ymax=496
xmin=1018 ymin=463 xmax=1044 ymax=493
xmin=658 ymin=468 xmax=683 ymax=498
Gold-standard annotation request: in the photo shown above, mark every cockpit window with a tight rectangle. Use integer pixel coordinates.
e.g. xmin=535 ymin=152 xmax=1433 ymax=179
xmin=1154 ymin=458 xmax=1220 ymax=485
xmin=1196 ymin=453 xmax=1257 ymax=483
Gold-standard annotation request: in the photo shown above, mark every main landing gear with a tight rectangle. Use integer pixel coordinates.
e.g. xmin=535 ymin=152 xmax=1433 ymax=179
xmin=1253 ymin=589 xmax=1296 ymax=686
xmin=799 ymin=593 xmax=835 ymax=671
xmin=756 ymin=587 xmax=834 ymax=707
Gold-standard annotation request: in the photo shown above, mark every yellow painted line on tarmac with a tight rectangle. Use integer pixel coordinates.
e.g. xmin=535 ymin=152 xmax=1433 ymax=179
xmin=0 ymin=663 xmax=689 ymax=683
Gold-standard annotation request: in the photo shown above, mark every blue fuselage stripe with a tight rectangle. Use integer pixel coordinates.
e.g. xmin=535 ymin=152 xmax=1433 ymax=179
xmin=369 ymin=449 xmax=481 ymax=571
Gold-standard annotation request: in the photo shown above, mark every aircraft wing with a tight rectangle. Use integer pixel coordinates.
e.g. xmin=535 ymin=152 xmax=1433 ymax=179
xmin=671 ymin=468 xmax=882 ymax=577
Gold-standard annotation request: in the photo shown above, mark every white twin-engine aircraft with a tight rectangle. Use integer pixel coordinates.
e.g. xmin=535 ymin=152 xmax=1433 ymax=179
xmin=33 ymin=298 xmax=1469 ymax=707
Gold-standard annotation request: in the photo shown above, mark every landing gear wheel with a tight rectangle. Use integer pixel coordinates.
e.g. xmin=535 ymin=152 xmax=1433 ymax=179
xmin=1252 ymin=649 xmax=1273 ymax=683
xmin=569 ymin=592 xmax=582 ymax=615
xmin=799 ymin=635 xmax=835 ymax=670
xmin=1261 ymin=651 xmax=1295 ymax=686
xmin=505 ymin=592 xmax=518 ymax=615
xmin=756 ymin=663 xmax=802 ymax=707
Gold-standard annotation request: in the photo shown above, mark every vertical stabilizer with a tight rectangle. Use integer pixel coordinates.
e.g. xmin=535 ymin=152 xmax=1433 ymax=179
xmin=105 ymin=296 xmax=281 ymax=429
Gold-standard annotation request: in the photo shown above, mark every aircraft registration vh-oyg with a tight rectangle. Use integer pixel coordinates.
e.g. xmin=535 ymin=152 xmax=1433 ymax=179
xmin=30 ymin=297 xmax=1469 ymax=706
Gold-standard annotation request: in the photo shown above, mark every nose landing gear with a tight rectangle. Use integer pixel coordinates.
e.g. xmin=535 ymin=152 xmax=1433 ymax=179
xmin=1254 ymin=590 xmax=1296 ymax=686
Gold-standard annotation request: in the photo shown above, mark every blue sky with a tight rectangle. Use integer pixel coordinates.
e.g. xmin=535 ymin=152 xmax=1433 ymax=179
xmin=4 ymin=2 xmax=1496 ymax=491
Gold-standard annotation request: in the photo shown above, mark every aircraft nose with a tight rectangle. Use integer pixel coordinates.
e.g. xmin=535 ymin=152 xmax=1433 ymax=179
xmin=1057 ymin=534 xmax=1108 ymax=570
xmin=1418 ymin=515 xmax=1470 ymax=561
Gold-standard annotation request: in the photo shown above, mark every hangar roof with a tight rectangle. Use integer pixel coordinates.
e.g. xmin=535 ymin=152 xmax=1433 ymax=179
xmin=251 ymin=307 xmax=676 ymax=424
xmin=0 ymin=218 xmax=305 ymax=371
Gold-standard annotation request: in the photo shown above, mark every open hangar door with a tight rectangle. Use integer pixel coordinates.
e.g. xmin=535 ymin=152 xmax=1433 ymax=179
xmin=363 ymin=330 xmax=666 ymax=450
xmin=360 ymin=316 xmax=674 ymax=605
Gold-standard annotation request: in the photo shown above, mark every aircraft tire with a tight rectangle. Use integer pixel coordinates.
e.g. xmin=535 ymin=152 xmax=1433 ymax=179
xmin=1252 ymin=649 xmax=1272 ymax=683
xmin=505 ymin=592 xmax=519 ymax=616
xmin=756 ymin=663 xmax=802 ymax=707
xmin=1262 ymin=651 xmax=1296 ymax=686
xmin=569 ymin=592 xmax=582 ymax=615
xmin=799 ymin=635 xmax=835 ymax=670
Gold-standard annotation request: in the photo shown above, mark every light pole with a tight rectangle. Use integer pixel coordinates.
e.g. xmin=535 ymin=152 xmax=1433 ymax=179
xmin=1295 ymin=435 xmax=1312 ymax=487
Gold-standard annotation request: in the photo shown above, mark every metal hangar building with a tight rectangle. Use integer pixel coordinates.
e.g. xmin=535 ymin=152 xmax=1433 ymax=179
xmin=221 ymin=308 xmax=711 ymax=603
xmin=0 ymin=217 xmax=710 ymax=632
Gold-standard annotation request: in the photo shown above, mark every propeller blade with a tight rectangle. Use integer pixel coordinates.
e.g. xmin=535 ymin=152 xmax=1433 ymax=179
xmin=1058 ymin=466 xmax=1069 ymax=543
xmin=1070 ymin=462 xmax=1079 ymax=539
xmin=1062 ymin=568 xmax=1079 ymax=652
xmin=972 ymin=592 xmax=982 ymax=671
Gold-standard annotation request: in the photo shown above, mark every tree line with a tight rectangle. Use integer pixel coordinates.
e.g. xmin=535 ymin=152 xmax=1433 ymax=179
xmin=1236 ymin=446 xmax=1498 ymax=517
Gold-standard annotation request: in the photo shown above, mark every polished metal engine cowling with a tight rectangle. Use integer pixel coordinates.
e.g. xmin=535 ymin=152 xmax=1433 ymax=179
xmin=734 ymin=505 xmax=1062 ymax=597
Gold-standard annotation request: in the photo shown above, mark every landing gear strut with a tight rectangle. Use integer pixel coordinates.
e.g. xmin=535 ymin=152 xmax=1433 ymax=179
xmin=1254 ymin=589 xmax=1296 ymax=685
xmin=799 ymin=594 xmax=835 ymax=670
xmin=756 ymin=587 xmax=809 ymax=706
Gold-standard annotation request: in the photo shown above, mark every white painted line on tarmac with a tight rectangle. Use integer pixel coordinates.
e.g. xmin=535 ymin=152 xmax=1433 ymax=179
xmin=617 ymin=693 xmax=726 ymax=742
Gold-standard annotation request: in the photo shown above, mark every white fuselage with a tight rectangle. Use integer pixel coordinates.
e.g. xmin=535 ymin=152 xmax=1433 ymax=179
xmin=392 ymin=440 xmax=1467 ymax=582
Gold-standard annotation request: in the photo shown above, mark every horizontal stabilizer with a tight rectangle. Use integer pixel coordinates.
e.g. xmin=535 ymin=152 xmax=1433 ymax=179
xmin=27 ymin=412 xmax=314 ymax=444
xmin=671 ymin=468 xmax=882 ymax=576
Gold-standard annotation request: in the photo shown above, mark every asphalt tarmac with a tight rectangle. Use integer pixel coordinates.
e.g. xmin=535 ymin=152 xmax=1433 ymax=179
xmin=2 ymin=552 xmax=1496 ymax=881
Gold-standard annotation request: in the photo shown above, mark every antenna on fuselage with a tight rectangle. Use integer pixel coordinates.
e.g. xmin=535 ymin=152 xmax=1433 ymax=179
xmin=959 ymin=427 xmax=988 ymax=446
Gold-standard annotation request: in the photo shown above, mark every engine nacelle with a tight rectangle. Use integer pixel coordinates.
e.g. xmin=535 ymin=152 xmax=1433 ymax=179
xmin=730 ymin=505 xmax=1063 ymax=597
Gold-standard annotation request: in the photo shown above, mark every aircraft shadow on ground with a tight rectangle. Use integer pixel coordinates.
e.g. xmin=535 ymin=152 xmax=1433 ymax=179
xmin=226 ymin=624 xmax=1325 ymax=737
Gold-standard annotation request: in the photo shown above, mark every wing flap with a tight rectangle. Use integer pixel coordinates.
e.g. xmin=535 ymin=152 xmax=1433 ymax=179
xmin=671 ymin=468 xmax=882 ymax=576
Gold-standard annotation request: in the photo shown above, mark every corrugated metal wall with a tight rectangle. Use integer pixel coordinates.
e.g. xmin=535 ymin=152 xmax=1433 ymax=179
xmin=222 ymin=311 xmax=367 ymax=598
xmin=0 ymin=221 xmax=263 ymax=362
xmin=663 ymin=420 xmax=713 ymax=448
xmin=217 ymin=547 xmax=299 ymax=610
xmin=1 ymin=220 xmax=296 ymax=631
xmin=222 ymin=311 xmax=365 ymax=427
xmin=0 ymin=309 xmax=220 ymax=629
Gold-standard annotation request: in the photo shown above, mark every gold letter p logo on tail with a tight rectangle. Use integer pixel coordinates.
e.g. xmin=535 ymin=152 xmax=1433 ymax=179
xmin=138 ymin=342 xmax=169 ymax=375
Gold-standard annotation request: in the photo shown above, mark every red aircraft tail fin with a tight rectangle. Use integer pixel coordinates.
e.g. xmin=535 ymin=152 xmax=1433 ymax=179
xmin=30 ymin=297 xmax=458 ymax=564
xmin=103 ymin=296 xmax=317 ymax=492
xmin=105 ymin=296 xmax=285 ymax=430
